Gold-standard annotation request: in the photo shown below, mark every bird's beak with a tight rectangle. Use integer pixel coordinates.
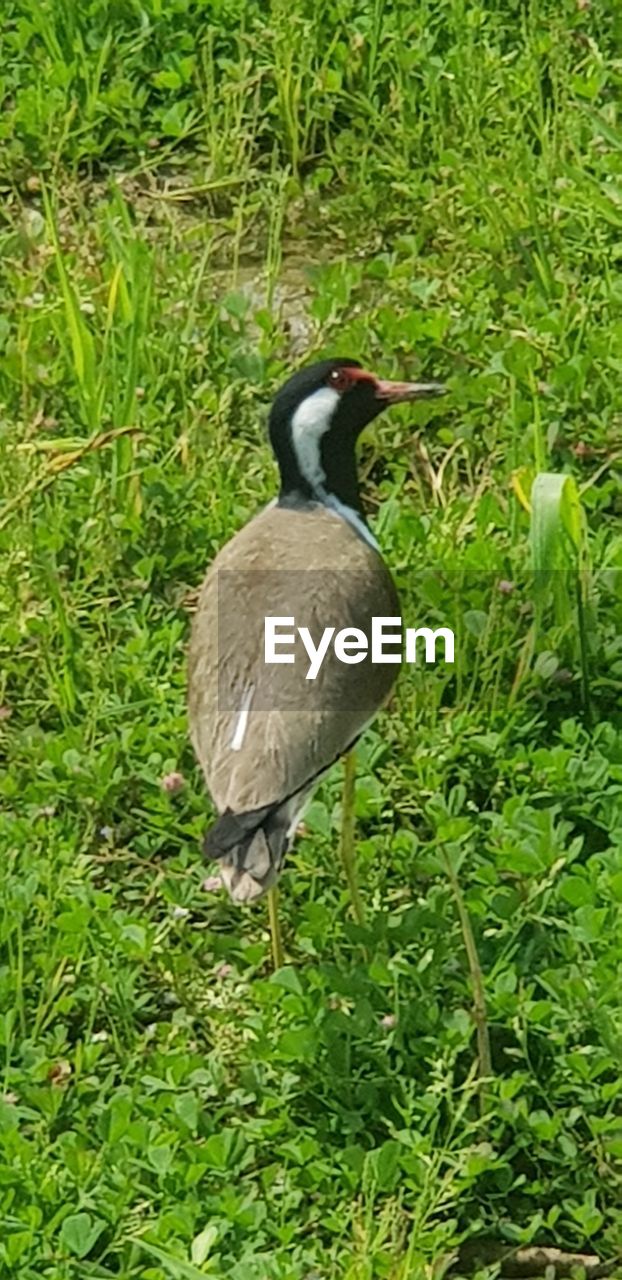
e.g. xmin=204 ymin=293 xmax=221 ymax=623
xmin=374 ymin=379 xmax=447 ymax=404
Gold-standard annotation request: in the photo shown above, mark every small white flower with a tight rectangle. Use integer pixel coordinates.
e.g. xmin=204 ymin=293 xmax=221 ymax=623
xmin=161 ymin=771 xmax=185 ymax=794
xmin=380 ymin=1013 xmax=397 ymax=1030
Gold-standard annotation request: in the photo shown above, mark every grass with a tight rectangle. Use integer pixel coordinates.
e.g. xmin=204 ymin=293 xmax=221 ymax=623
xmin=1 ymin=0 xmax=622 ymax=1276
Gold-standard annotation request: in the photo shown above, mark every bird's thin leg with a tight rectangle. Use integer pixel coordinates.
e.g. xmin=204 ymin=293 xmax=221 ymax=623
xmin=339 ymin=750 xmax=366 ymax=926
xmin=267 ymin=885 xmax=284 ymax=970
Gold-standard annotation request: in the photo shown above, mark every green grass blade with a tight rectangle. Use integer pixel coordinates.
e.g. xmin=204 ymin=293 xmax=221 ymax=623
xmin=42 ymin=186 xmax=98 ymax=428
xmin=530 ymin=471 xmax=582 ymax=575
xmin=529 ymin=470 xmax=592 ymax=720
xmin=129 ymin=1239 xmax=222 ymax=1280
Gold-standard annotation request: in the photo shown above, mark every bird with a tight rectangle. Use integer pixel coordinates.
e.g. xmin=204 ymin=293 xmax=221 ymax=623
xmin=188 ymin=358 xmax=445 ymax=934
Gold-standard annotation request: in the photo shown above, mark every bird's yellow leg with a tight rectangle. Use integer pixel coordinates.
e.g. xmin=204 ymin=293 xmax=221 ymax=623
xmin=267 ymin=885 xmax=284 ymax=970
xmin=339 ymin=750 xmax=366 ymax=927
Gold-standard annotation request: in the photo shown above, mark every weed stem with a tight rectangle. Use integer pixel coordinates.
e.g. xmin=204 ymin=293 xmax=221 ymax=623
xmin=267 ymin=886 xmax=284 ymax=970
xmin=339 ymin=751 xmax=366 ymax=928
xmin=442 ymin=849 xmax=491 ymax=1112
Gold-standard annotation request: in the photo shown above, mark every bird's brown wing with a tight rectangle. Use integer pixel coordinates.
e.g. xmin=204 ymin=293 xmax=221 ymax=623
xmin=187 ymin=503 xmax=399 ymax=816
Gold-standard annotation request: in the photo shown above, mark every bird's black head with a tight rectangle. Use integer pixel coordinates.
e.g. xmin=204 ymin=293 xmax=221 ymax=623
xmin=268 ymin=357 xmax=445 ymax=516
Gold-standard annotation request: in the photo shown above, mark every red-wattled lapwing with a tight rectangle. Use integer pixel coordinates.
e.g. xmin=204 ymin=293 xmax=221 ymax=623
xmin=188 ymin=358 xmax=445 ymax=961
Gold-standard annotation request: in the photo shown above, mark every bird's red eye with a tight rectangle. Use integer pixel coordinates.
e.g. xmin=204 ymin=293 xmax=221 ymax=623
xmin=328 ymin=368 xmax=351 ymax=393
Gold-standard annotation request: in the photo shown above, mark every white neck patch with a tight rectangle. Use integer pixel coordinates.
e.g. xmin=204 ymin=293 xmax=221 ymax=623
xmin=290 ymin=385 xmax=340 ymax=491
xmin=289 ymin=384 xmax=378 ymax=551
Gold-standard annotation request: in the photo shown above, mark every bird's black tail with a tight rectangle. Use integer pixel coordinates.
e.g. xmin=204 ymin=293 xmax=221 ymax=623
xmin=203 ymin=798 xmax=300 ymax=903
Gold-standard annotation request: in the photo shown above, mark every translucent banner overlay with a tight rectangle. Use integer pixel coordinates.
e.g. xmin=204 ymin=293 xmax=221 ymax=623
xmin=207 ymin=568 xmax=607 ymax=715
